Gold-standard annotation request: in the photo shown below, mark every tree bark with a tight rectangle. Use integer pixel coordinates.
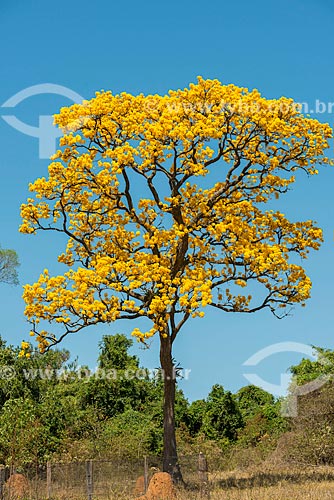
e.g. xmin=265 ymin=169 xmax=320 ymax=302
xmin=160 ymin=334 xmax=184 ymax=483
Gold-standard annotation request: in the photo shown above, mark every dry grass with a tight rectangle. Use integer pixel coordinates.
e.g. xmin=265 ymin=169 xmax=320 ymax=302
xmin=8 ymin=467 xmax=334 ymax=499
xmin=83 ymin=481 xmax=334 ymax=499
xmin=206 ymin=482 xmax=334 ymax=500
xmin=174 ymin=466 xmax=334 ymax=500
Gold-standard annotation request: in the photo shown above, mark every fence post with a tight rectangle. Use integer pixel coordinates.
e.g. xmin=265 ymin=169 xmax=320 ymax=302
xmin=0 ymin=466 xmax=6 ymax=500
xmin=86 ymin=460 xmax=93 ymax=500
xmin=46 ymin=461 xmax=51 ymax=499
xmin=144 ymin=456 xmax=149 ymax=492
xmin=198 ymin=452 xmax=209 ymax=497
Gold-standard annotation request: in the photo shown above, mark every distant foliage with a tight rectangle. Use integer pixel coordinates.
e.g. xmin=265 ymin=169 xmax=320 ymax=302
xmin=4 ymin=334 xmax=334 ymax=468
xmin=275 ymin=347 xmax=334 ymax=466
xmin=290 ymin=346 xmax=334 ymax=385
xmin=0 ymin=247 xmax=19 ymax=285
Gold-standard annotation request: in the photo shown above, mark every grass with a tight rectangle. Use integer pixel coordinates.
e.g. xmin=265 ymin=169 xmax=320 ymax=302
xmin=6 ymin=466 xmax=334 ymax=499
xmin=203 ymin=467 xmax=334 ymax=500
xmin=174 ymin=467 xmax=334 ymax=500
xmin=206 ymin=482 xmax=334 ymax=500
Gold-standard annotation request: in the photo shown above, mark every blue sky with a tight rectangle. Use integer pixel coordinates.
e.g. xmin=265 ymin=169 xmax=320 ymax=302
xmin=0 ymin=0 xmax=333 ymax=402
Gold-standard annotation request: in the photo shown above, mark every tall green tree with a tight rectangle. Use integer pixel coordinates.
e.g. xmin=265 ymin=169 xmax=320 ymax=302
xmin=202 ymin=384 xmax=243 ymax=442
xmin=235 ymin=385 xmax=275 ymax=421
xmin=235 ymin=386 xmax=286 ymax=447
xmin=81 ymin=334 xmax=152 ymax=417
xmin=186 ymin=399 xmax=207 ymax=437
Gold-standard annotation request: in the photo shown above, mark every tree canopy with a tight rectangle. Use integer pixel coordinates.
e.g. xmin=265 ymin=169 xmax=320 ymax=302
xmin=289 ymin=346 xmax=334 ymax=386
xmin=20 ymin=77 xmax=331 ymax=351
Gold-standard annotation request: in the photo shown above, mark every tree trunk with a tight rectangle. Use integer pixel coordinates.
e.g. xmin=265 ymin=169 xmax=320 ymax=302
xmin=160 ymin=335 xmax=184 ymax=484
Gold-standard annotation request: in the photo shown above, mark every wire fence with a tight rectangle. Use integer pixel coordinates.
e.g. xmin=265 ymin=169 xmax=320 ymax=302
xmin=3 ymin=455 xmax=334 ymax=500
xmin=0 ymin=454 xmax=210 ymax=500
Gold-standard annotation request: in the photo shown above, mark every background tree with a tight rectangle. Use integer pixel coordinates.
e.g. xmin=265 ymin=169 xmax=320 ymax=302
xmin=0 ymin=336 xmax=70 ymax=407
xmin=186 ymin=399 xmax=207 ymax=437
xmin=19 ymin=77 xmax=332 ymax=479
xmin=0 ymin=247 xmax=19 ymax=285
xmin=201 ymin=384 xmax=243 ymax=442
xmin=0 ymin=397 xmax=42 ymax=469
xmin=98 ymin=333 xmax=138 ymax=370
xmin=81 ymin=334 xmax=152 ymax=417
xmin=235 ymin=385 xmax=275 ymax=421
xmin=235 ymin=386 xmax=287 ymax=449
xmin=289 ymin=346 xmax=334 ymax=385
xmin=274 ymin=347 xmax=334 ymax=466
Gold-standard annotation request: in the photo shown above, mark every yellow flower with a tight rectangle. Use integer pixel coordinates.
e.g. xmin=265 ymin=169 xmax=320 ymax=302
xmin=18 ymin=77 xmax=331 ymax=351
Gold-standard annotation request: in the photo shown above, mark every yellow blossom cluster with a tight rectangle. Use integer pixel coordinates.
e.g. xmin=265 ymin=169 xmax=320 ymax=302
xmin=18 ymin=341 xmax=31 ymax=358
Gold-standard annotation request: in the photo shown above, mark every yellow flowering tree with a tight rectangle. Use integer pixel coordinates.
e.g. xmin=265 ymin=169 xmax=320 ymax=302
xmin=20 ymin=77 xmax=332 ymax=479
